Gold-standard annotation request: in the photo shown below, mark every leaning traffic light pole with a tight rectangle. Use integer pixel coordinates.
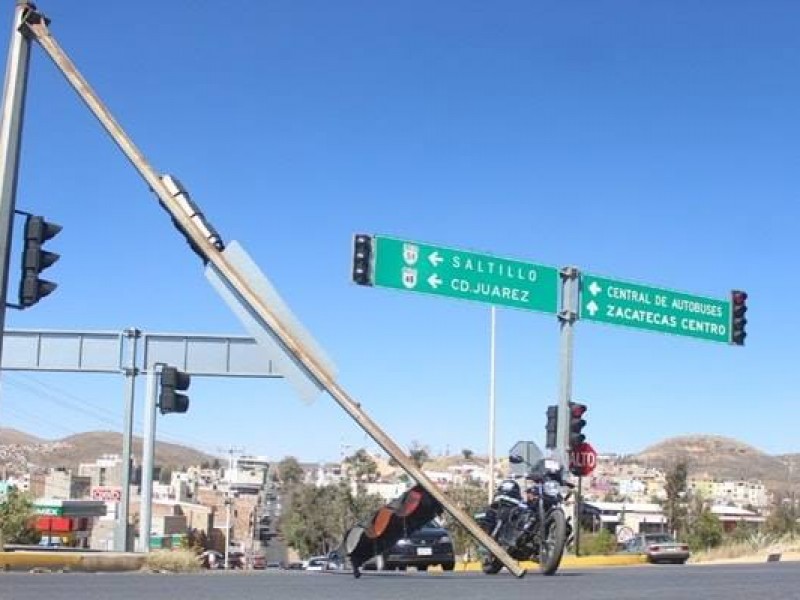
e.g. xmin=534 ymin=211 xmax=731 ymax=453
xmin=17 ymin=4 xmax=524 ymax=575
xmin=0 ymin=2 xmax=35 ymax=370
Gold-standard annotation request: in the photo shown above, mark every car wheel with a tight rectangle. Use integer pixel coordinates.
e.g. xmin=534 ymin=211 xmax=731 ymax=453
xmin=442 ymin=562 xmax=455 ymax=571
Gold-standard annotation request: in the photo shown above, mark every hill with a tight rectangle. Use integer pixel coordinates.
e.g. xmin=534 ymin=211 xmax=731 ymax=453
xmin=629 ymin=435 xmax=794 ymax=492
xmin=0 ymin=428 xmax=217 ymax=475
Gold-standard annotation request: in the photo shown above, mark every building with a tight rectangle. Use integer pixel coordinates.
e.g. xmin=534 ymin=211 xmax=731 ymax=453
xmin=78 ymin=454 xmax=124 ymax=489
xmin=44 ymin=469 xmax=91 ymax=500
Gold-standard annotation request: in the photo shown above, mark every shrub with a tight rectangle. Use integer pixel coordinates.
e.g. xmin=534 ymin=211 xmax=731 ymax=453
xmin=577 ymin=529 xmax=617 ymax=555
xmin=143 ymin=549 xmax=201 ymax=573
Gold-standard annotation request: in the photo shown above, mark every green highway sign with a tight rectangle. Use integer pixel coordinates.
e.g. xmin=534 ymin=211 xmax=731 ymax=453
xmin=371 ymin=235 xmax=560 ymax=314
xmin=580 ymin=274 xmax=732 ymax=343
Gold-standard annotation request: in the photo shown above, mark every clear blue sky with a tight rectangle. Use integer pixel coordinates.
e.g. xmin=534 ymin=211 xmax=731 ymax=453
xmin=1 ymin=1 xmax=797 ymax=463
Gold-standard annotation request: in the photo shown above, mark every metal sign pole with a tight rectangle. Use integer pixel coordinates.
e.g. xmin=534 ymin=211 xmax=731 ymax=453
xmin=138 ymin=364 xmax=159 ymax=553
xmin=116 ymin=327 xmax=140 ymax=551
xmin=556 ymin=267 xmax=578 ymax=465
xmin=488 ymin=306 xmax=496 ymax=504
xmin=0 ymin=1 xmax=34 ymax=375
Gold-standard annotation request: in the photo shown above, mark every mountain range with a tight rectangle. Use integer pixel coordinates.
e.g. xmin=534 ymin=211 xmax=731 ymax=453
xmin=1 ymin=428 xmax=798 ymax=494
xmin=0 ymin=428 xmax=217 ymax=475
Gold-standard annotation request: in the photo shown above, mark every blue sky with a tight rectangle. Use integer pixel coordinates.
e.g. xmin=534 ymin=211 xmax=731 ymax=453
xmin=1 ymin=1 xmax=798 ymax=463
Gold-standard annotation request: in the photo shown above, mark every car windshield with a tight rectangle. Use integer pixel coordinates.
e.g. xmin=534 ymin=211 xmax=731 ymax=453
xmin=645 ymin=534 xmax=676 ymax=544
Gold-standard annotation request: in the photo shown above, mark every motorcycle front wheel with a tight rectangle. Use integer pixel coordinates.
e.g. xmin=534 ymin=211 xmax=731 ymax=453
xmin=538 ymin=508 xmax=567 ymax=576
xmin=481 ymin=554 xmax=503 ymax=575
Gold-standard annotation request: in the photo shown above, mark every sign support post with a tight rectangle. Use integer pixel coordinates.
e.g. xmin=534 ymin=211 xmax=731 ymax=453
xmin=556 ymin=267 xmax=578 ymax=465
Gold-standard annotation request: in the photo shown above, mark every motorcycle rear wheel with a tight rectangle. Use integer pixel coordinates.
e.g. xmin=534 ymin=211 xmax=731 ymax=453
xmin=539 ymin=509 xmax=567 ymax=576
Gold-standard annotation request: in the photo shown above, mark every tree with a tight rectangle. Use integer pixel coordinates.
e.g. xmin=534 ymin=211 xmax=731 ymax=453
xmin=687 ymin=509 xmax=723 ymax=551
xmin=0 ymin=489 xmax=40 ymax=545
xmin=409 ymin=441 xmax=430 ymax=468
xmin=461 ymin=449 xmax=474 ymax=461
xmin=764 ymin=499 xmax=798 ymax=536
xmin=278 ymin=481 xmax=383 ymax=558
xmin=277 ymin=456 xmax=305 ymax=487
xmin=343 ymin=449 xmax=379 ymax=483
xmin=664 ymin=460 xmax=688 ymax=537
xmin=441 ymin=484 xmax=488 ymax=561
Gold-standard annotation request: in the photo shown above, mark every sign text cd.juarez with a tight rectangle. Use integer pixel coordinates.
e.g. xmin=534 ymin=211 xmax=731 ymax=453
xmin=580 ymin=274 xmax=731 ymax=343
xmin=372 ymin=236 xmax=559 ymax=314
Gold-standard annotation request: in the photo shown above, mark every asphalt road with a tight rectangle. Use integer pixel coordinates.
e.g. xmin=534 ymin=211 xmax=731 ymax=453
xmin=1 ymin=563 xmax=798 ymax=600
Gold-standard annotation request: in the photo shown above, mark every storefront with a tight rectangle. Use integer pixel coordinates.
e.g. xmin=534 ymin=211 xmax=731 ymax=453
xmin=33 ymin=499 xmax=107 ymax=548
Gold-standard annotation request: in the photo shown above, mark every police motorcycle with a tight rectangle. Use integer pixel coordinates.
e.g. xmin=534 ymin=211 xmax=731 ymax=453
xmin=474 ymin=443 xmax=573 ymax=576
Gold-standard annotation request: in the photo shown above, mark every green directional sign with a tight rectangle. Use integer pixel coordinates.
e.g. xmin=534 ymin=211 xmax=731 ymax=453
xmin=580 ymin=274 xmax=732 ymax=343
xmin=371 ymin=235 xmax=559 ymax=314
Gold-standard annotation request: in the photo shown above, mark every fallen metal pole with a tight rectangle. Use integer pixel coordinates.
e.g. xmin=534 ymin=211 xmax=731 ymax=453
xmin=24 ymin=9 xmax=524 ymax=576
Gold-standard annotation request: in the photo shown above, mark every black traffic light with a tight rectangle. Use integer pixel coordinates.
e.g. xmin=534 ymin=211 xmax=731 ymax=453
xmin=568 ymin=402 xmax=587 ymax=448
xmin=19 ymin=215 xmax=61 ymax=307
xmin=342 ymin=485 xmax=442 ymax=574
xmin=545 ymin=405 xmax=558 ymax=449
xmin=730 ymin=290 xmax=748 ymax=346
xmin=159 ymin=366 xmax=191 ymax=414
xmin=351 ymin=234 xmax=373 ymax=286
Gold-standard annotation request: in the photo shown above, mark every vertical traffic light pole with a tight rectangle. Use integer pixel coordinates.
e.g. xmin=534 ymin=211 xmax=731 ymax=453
xmin=0 ymin=1 xmax=34 ymax=372
xmin=138 ymin=363 xmax=160 ymax=553
xmin=556 ymin=266 xmax=579 ymax=465
xmin=117 ymin=327 xmax=140 ymax=552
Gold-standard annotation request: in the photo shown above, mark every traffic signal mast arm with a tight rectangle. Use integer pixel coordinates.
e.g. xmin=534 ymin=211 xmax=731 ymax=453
xmin=18 ymin=6 xmax=525 ymax=577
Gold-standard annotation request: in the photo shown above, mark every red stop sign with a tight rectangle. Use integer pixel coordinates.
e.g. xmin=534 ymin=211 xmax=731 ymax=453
xmin=569 ymin=442 xmax=597 ymax=477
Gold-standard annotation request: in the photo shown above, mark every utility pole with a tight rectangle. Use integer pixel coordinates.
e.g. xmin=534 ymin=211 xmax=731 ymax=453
xmin=0 ymin=1 xmax=35 ymax=374
xmin=223 ymin=445 xmax=243 ymax=569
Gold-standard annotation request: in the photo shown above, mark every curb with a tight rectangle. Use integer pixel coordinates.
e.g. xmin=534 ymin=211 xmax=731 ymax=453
xmin=0 ymin=551 xmax=145 ymax=572
xmin=432 ymin=554 xmax=648 ymax=572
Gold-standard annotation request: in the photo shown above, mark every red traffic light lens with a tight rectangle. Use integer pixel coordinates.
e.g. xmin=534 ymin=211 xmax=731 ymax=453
xmin=569 ymin=402 xmax=587 ymax=418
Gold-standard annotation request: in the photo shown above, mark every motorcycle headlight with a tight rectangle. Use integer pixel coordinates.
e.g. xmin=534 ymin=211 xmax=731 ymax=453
xmin=543 ymin=459 xmax=561 ymax=472
xmin=543 ymin=480 xmax=560 ymax=496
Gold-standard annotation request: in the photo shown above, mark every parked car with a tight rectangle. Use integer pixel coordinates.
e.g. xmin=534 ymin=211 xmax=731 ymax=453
xmin=304 ymin=555 xmax=330 ymax=571
xmin=251 ymin=554 xmax=267 ymax=570
xmin=363 ymin=520 xmax=455 ymax=572
xmin=623 ymin=533 xmax=690 ymax=564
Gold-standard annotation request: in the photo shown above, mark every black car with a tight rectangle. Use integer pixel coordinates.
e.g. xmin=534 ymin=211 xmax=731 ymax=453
xmin=364 ymin=521 xmax=455 ymax=572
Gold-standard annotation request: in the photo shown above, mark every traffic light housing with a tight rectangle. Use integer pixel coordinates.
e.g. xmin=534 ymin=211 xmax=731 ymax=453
xmin=545 ymin=405 xmax=558 ymax=449
xmin=159 ymin=366 xmax=191 ymax=414
xmin=341 ymin=485 xmax=443 ymax=573
xmin=19 ymin=215 xmax=61 ymax=307
xmin=730 ymin=290 xmax=748 ymax=346
xmin=568 ymin=402 xmax=587 ymax=449
xmin=351 ymin=234 xmax=373 ymax=286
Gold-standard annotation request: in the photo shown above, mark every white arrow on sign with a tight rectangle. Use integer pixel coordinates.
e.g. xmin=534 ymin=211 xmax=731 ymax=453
xmin=588 ymin=281 xmax=602 ymax=296
xmin=585 ymin=300 xmax=599 ymax=316
xmin=428 ymin=251 xmax=444 ymax=267
xmin=427 ymin=274 xmax=442 ymax=289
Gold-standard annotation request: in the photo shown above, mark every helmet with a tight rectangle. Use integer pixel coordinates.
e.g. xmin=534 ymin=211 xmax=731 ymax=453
xmin=497 ymin=479 xmax=521 ymax=500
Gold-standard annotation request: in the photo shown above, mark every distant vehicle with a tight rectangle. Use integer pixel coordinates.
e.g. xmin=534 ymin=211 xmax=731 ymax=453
xmin=304 ymin=555 xmax=329 ymax=571
xmin=251 ymin=554 xmax=267 ymax=570
xmin=363 ymin=521 xmax=455 ymax=572
xmin=227 ymin=551 xmax=245 ymax=569
xmin=623 ymin=533 xmax=690 ymax=564
xmin=200 ymin=550 xmax=224 ymax=569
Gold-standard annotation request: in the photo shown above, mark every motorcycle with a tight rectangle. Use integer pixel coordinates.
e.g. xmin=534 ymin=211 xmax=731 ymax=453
xmin=474 ymin=444 xmax=573 ymax=576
